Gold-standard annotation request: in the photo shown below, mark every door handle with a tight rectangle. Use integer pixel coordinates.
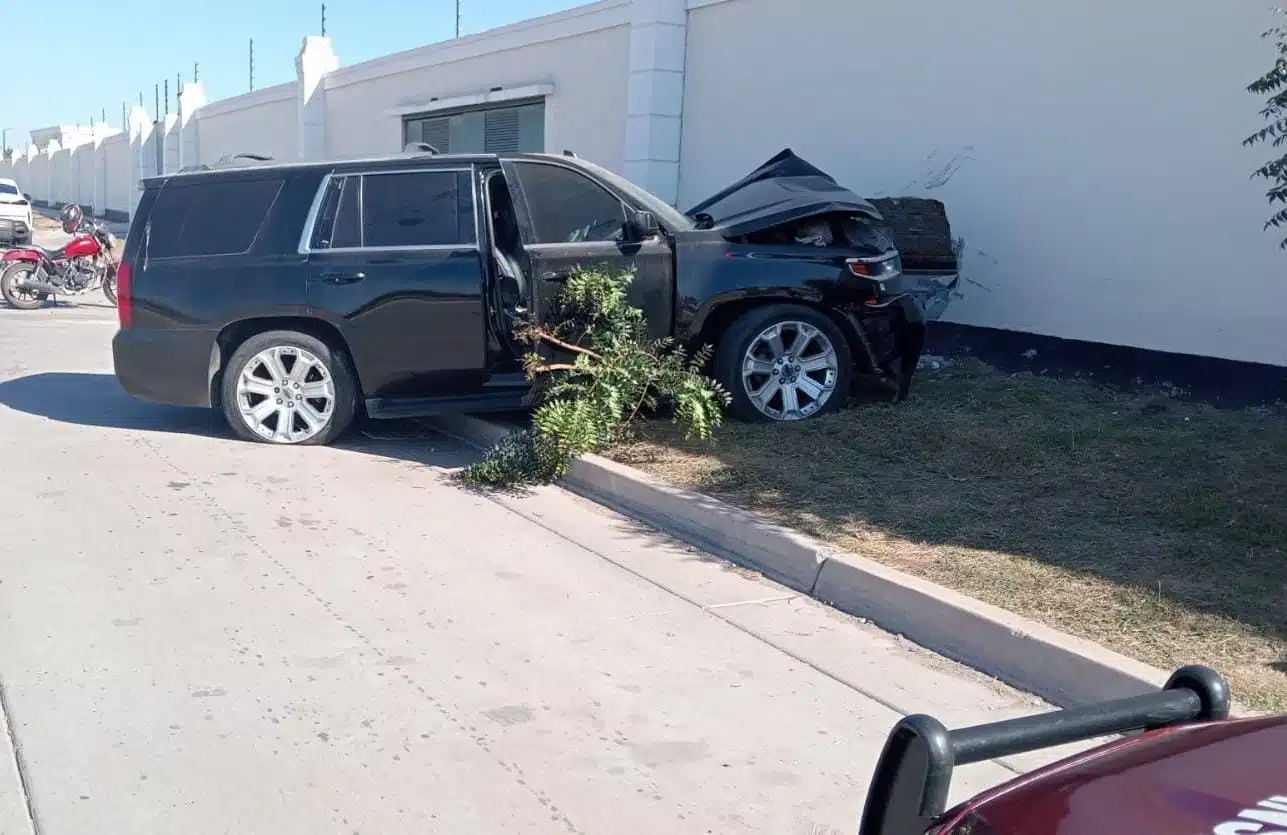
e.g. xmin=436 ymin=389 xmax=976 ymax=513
xmin=321 ymin=271 xmax=366 ymax=285
xmin=542 ymin=270 xmax=572 ymax=284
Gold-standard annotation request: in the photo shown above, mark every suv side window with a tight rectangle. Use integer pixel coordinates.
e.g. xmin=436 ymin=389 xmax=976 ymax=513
xmin=511 ymin=162 xmax=626 ymax=244
xmin=149 ymin=177 xmax=284 ymax=258
xmin=309 ymin=176 xmax=361 ymax=250
xmin=361 ymin=170 xmax=471 ymax=249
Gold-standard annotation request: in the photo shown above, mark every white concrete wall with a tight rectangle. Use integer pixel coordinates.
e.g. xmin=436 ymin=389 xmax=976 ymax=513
xmin=75 ymin=145 xmax=94 ymax=206
xmin=196 ymin=84 xmax=298 ymax=166
xmin=49 ymin=149 xmax=70 ymax=206
xmin=103 ymin=134 xmax=131 ymax=215
xmin=324 ymin=0 xmax=631 ymax=167
xmin=26 ymin=153 xmax=46 ymax=204
xmin=3 ymin=0 xmax=1283 ymax=366
xmin=680 ymin=0 xmax=1285 ymax=367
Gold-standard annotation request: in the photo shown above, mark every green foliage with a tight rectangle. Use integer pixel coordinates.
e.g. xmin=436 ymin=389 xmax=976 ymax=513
xmin=459 ymin=268 xmax=730 ymax=487
xmin=1245 ymin=9 xmax=1287 ymax=249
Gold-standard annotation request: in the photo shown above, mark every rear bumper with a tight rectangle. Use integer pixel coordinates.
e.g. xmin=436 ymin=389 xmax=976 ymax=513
xmin=0 ymin=217 xmax=32 ymax=245
xmin=112 ymin=327 xmax=217 ymax=408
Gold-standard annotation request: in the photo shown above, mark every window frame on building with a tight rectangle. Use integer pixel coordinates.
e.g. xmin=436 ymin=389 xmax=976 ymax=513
xmin=400 ymin=97 xmax=546 ymax=156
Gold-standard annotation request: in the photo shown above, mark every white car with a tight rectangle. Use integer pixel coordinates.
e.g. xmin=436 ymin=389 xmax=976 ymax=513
xmin=0 ymin=177 xmax=34 ymax=246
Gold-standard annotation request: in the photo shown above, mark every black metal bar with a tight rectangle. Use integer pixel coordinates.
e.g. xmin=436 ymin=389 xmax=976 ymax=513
xmin=321 ymin=2 xmax=326 ymax=36
xmin=951 ymin=689 xmax=1200 ymax=765
xmin=857 ymin=666 xmax=1230 ymax=835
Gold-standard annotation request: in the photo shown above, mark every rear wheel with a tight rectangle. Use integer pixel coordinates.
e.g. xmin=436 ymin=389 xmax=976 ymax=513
xmin=0 ymin=263 xmax=49 ymax=310
xmin=219 ymin=330 xmax=357 ymax=446
xmin=713 ymin=304 xmax=852 ymax=422
xmin=102 ymin=268 xmax=117 ymax=306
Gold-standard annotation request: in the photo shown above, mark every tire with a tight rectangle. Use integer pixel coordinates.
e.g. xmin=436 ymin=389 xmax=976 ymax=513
xmin=102 ymin=269 xmax=117 ymax=306
xmin=712 ymin=304 xmax=853 ymax=423
xmin=0 ymin=263 xmax=47 ymax=310
xmin=219 ymin=330 xmax=358 ymax=446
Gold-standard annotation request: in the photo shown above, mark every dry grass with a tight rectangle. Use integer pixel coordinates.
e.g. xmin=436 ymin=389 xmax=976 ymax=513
xmin=608 ymin=361 xmax=1287 ymax=713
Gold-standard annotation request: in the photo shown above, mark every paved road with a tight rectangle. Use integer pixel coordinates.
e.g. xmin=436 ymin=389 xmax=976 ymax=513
xmin=0 ymin=230 xmax=1074 ymax=834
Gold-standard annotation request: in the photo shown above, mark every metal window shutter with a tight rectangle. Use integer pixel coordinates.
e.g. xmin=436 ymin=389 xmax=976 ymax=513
xmin=419 ymin=117 xmax=450 ymax=153
xmin=484 ymin=108 xmax=520 ymax=153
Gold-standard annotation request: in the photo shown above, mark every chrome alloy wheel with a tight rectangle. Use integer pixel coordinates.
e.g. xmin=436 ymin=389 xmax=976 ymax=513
xmin=740 ymin=320 xmax=839 ymax=421
xmin=235 ymin=345 xmax=336 ymax=444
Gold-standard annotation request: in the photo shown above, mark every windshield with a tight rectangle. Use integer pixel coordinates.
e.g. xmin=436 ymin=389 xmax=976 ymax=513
xmin=0 ymin=183 xmax=19 ymax=196
xmin=572 ymin=158 xmax=695 ymax=232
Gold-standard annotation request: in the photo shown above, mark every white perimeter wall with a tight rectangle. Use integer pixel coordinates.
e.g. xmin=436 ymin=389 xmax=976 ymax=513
xmin=103 ymin=135 xmax=131 ymax=213
xmin=3 ymin=0 xmax=1284 ymax=365
xmin=197 ymin=84 xmax=298 ymax=166
xmin=325 ymin=2 xmax=631 ymax=168
xmin=680 ymin=0 xmax=1286 ymax=367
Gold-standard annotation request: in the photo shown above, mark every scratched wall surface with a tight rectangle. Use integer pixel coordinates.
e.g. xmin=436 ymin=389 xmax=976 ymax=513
xmin=679 ymin=0 xmax=1286 ymax=367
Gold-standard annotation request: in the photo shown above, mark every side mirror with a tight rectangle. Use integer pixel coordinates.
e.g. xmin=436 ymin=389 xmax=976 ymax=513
xmin=628 ymin=210 xmax=660 ymax=241
xmin=22 ymin=193 xmax=31 ymax=202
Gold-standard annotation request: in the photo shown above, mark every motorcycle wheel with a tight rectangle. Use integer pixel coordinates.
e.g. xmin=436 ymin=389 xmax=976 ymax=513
xmin=102 ymin=271 xmax=117 ymax=306
xmin=0 ymin=264 xmax=50 ymax=310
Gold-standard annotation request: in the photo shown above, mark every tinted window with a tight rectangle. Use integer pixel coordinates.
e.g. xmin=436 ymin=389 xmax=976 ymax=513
xmin=0 ymin=183 xmax=18 ymax=196
xmin=309 ymin=177 xmax=343 ymax=250
xmin=332 ymin=177 xmax=361 ymax=248
xmin=512 ymin=162 xmax=625 ymax=244
xmin=149 ymin=177 xmax=283 ymax=258
xmin=309 ymin=176 xmax=361 ymax=250
xmin=361 ymin=171 xmax=468 ymax=248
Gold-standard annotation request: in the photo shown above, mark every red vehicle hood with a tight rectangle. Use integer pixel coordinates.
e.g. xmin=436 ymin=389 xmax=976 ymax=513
xmin=957 ymin=717 xmax=1287 ymax=835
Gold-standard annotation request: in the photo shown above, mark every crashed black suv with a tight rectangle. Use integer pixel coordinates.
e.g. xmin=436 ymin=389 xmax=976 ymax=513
xmin=112 ymin=147 xmax=959 ymax=445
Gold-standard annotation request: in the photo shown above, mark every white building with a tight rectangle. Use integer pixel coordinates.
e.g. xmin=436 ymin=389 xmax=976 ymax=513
xmin=2 ymin=0 xmax=1282 ymax=368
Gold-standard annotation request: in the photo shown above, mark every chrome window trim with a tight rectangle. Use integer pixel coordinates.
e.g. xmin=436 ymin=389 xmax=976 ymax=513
xmin=297 ymin=166 xmax=479 ymax=255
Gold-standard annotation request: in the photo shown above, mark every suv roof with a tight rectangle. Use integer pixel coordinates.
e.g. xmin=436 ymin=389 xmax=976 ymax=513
xmin=141 ymin=149 xmax=587 ymax=187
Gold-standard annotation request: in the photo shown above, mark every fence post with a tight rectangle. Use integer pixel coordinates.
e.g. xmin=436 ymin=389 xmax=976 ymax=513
xmin=295 ymin=36 xmax=339 ymax=162
xmin=178 ymin=82 xmax=207 ymax=170
xmin=623 ymin=0 xmax=688 ymax=206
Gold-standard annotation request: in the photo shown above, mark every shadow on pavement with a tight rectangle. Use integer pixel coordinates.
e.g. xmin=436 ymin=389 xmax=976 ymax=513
xmin=0 ymin=371 xmax=226 ymax=436
xmin=0 ymin=371 xmax=481 ymax=469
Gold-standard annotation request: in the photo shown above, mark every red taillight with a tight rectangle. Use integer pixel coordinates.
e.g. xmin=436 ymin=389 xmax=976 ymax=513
xmin=15 ymin=199 xmax=27 ymax=207
xmin=847 ymin=259 xmax=873 ymax=277
xmin=116 ymin=262 xmax=133 ymax=328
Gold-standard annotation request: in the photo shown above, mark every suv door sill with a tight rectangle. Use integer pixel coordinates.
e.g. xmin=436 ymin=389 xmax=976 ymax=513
xmin=365 ymin=389 xmax=532 ymax=420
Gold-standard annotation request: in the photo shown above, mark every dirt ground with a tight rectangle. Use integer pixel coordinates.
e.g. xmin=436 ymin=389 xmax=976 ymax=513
xmin=609 ymin=360 xmax=1287 ymax=713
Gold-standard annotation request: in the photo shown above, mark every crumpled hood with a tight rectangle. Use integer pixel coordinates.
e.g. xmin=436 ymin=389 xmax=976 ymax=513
xmin=684 ymin=148 xmax=881 ymax=238
xmin=963 ymin=716 xmax=1287 ymax=835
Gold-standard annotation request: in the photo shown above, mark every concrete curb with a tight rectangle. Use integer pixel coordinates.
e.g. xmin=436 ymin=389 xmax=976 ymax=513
xmin=428 ymin=413 xmax=1213 ymax=710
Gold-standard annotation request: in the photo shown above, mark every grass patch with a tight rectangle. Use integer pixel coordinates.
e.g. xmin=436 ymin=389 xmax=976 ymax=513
xmin=607 ymin=361 xmax=1287 ymax=713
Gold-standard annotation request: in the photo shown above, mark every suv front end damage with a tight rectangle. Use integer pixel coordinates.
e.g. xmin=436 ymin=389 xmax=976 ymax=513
xmin=683 ymin=149 xmax=962 ymax=401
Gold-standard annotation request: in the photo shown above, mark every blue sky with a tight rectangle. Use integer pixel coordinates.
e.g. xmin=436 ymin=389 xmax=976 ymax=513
xmin=1 ymin=0 xmax=581 ymax=152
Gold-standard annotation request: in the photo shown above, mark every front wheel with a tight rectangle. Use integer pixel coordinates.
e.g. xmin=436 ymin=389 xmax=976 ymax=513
xmin=0 ymin=263 xmax=49 ymax=310
xmin=219 ymin=330 xmax=358 ymax=446
xmin=712 ymin=304 xmax=853 ymax=423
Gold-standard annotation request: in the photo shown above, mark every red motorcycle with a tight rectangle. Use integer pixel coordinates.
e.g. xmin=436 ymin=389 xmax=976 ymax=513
xmin=0 ymin=204 xmax=118 ymax=310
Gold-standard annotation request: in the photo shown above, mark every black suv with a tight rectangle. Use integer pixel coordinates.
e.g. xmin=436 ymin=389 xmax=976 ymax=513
xmin=112 ymin=147 xmax=959 ymax=445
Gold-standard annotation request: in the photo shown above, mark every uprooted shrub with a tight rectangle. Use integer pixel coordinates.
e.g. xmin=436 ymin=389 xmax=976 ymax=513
xmin=459 ymin=268 xmax=730 ymax=488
